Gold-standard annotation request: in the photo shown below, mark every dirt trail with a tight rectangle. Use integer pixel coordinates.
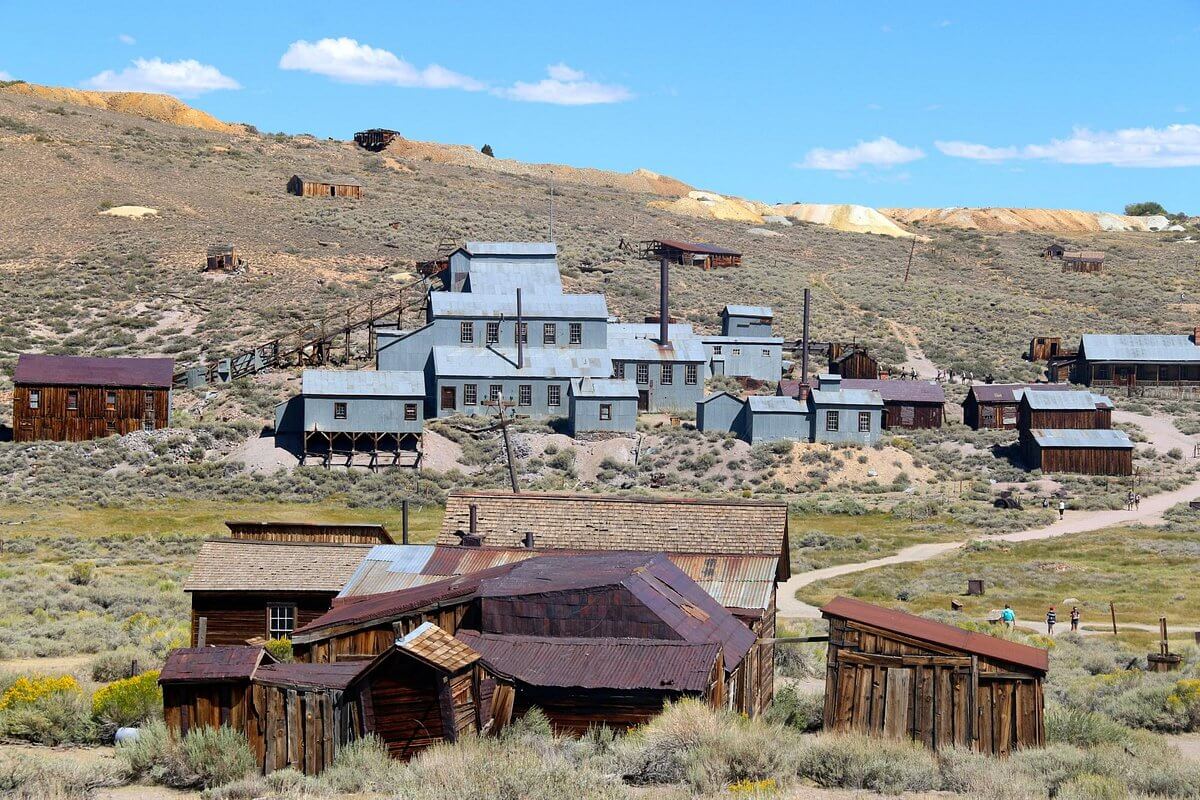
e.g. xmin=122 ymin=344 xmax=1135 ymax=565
xmin=886 ymin=320 xmax=939 ymax=379
xmin=778 ymin=411 xmax=1200 ymax=619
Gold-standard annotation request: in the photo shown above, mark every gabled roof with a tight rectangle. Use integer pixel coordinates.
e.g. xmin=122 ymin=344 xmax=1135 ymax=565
xmin=14 ymin=354 xmax=174 ymax=388
xmin=159 ymin=647 xmax=274 ymax=684
xmin=1062 ymin=250 xmax=1105 ymax=261
xmin=459 ymin=242 xmax=557 ymax=257
xmin=570 ymin=377 xmax=639 ymax=399
xmin=432 ymin=346 xmax=612 ymax=379
xmin=747 ymin=395 xmax=805 ymax=414
xmin=183 ymin=539 xmax=373 ymax=593
xmin=1017 ymin=389 xmax=1112 ymax=411
xmin=302 ymin=369 xmax=425 ymax=397
xmin=651 ymin=238 xmax=741 ymax=256
xmin=253 ymin=661 xmax=366 ymax=690
xmin=1028 ymin=428 xmax=1134 ymax=449
xmin=966 ymin=383 xmax=1074 ymax=404
xmin=1080 ymin=334 xmax=1200 ymax=363
xmin=810 ymin=388 xmax=884 ymax=407
xmin=396 ymin=621 xmax=480 ymax=672
xmin=457 ymin=631 xmax=721 ymax=692
xmin=722 ymin=305 xmax=773 ymax=318
xmin=698 ymin=391 xmax=745 ymax=406
xmin=436 ymin=491 xmax=790 ymax=576
xmin=819 ymin=378 xmax=945 ymax=404
xmin=821 ymin=596 xmax=1049 ymax=673
xmin=430 ymin=292 xmax=608 ymax=319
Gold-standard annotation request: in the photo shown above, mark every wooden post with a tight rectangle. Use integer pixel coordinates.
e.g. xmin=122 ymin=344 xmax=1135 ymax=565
xmin=197 ymin=616 xmax=208 ymax=648
xmin=903 ymin=238 xmax=916 ymax=283
xmin=1109 ymin=602 xmax=1118 ymax=636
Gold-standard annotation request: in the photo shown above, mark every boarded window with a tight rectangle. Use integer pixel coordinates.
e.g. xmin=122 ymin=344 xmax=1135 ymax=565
xmin=267 ymin=604 xmax=296 ymax=639
xmin=404 ymin=403 xmax=418 ymax=421
xmin=486 ymin=322 xmax=500 ymax=344
xmin=900 ymin=405 xmax=915 ymax=426
xmin=67 ymin=391 xmax=78 ymax=410
xmin=685 ymin=364 xmax=698 ymax=385
xmin=518 ymin=384 xmax=532 ymax=406
xmin=460 ymin=321 xmax=474 ymax=344
xmin=334 ymin=402 xmax=348 ymax=420
xmin=1002 ymin=409 xmax=1018 ymax=425
xmin=105 ymin=391 xmax=117 ymax=411
xmin=28 ymin=390 xmax=40 ymax=410
xmin=826 ymin=410 xmax=839 ymax=431
xmin=543 ymin=323 xmax=556 ymax=345
xmin=614 ymin=361 xmax=625 ymax=379
xmin=547 ymin=384 xmax=561 ymax=407
xmin=660 ymin=364 xmax=673 ymax=385
xmin=569 ymin=322 xmax=582 ymax=345
xmin=636 ymin=363 xmax=650 ymax=384
xmin=441 ymin=387 xmax=457 ymax=410
xmin=858 ymin=411 xmax=871 ymax=432
xmin=600 ymin=403 xmax=612 ymax=421
xmin=464 ymin=384 xmax=478 ymax=405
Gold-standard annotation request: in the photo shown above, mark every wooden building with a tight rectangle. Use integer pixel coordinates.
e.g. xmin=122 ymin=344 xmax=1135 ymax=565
xmin=820 ymin=596 xmax=1049 ymax=756
xmin=12 ymin=354 xmax=174 ymax=443
xmin=1016 ymin=390 xmax=1112 ymax=432
xmin=961 ymin=383 xmax=1073 ymax=430
xmin=781 ymin=378 xmax=944 ymax=429
xmin=1062 ymin=251 xmax=1104 ymax=272
xmin=352 ymin=129 xmax=398 ymax=152
xmin=1020 ymin=428 xmax=1134 ymax=476
xmin=828 ymin=345 xmax=880 ymax=380
xmin=1027 ymin=336 xmax=1064 ymax=362
xmin=1040 ymin=244 xmax=1065 ymax=259
xmin=204 ymin=244 xmax=241 ymax=272
xmin=1074 ymin=333 xmax=1200 ymax=389
xmin=638 ymin=238 xmax=742 ymax=270
xmin=287 ymin=175 xmax=363 ymax=199
xmin=224 ymin=520 xmax=394 ymax=545
xmin=183 ymin=539 xmax=373 ymax=646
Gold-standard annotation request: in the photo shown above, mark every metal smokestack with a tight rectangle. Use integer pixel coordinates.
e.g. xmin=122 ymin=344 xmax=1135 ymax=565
xmin=801 ymin=288 xmax=811 ymax=388
xmin=469 ymin=504 xmax=478 ymax=535
xmin=516 ymin=288 xmax=524 ymax=369
xmin=401 ymin=499 xmax=409 ymax=545
xmin=659 ymin=257 xmax=670 ymax=345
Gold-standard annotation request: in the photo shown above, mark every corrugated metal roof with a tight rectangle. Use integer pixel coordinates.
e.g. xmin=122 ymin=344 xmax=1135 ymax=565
xmin=1029 ymin=428 xmax=1134 ymax=448
xmin=722 ymin=305 xmax=773 ymax=318
xmin=432 ymin=346 xmax=612 ymax=379
xmin=608 ymin=322 xmax=696 ymax=339
xmin=1081 ymin=334 xmax=1200 ymax=363
xmin=184 ymin=539 xmax=373 ymax=593
xmin=653 ymin=238 xmax=741 ymax=256
xmin=1018 ymin=389 xmax=1112 ymax=410
xmin=570 ymin=377 xmax=639 ymax=398
xmin=824 ymin=379 xmax=945 ymax=404
xmin=397 ymin=622 xmax=480 ymax=672
xmin=456 ymin=631 xmax=721 ymax=692
xmin=253 ymin=661 xmax=366 ymax=690
xmin=460 ymin=242 xmax=557 ymax=256
xmin=667 ymin=554 xmax=777 ymax=612
xmin=748 ymin=395 xmax=805 ymax=414
xmin=465 ymin=262 xmax=563 ymax=296
xmin=810 ymin=388 xmax=884 ymax=407
xmin=159 ymin=647 xmax=272 ymax=684
xmin=606 ymin=335 xmax=706 ymax=363
xmin=430 ymin=292 xmax=608 ymax=319
xmin=302 ymin=369 xmax=424 ymax=397
xmin=14 ymin=354 xmax=174 ymax=388
xmin=821 ymin=596 xmax=1049 ymax=673
xmin=967 ymin=383 xmax=1074 ymax=404
xmin=701 ymin=335 xmax=784 ymax=344
xmin=698 ymin=391 xmax=744 ymax=406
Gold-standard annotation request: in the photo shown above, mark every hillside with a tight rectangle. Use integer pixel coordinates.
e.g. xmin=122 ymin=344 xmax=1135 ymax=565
xmin=883 ymin=206 xmax=1175 ymax=234
xmin=0 ymin=81 xmax=246 ymax=134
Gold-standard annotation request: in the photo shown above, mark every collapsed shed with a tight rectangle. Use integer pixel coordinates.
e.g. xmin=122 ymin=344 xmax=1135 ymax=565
xmin=1062 ymin=251 xmax=1104 ymax=272
xmin=638 ymin=238 xmax=742 ymax=270
xmin=821 ymin=596 xmax=1048 ymax=755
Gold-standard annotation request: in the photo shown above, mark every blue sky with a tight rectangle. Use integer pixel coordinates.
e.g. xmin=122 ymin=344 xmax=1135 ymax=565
xmin=3 ymin=1 xmax=1199 ymax=211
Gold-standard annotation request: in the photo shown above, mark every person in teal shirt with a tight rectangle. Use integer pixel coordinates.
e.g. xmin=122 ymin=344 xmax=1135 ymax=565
xmin=1001 ymin=604 xmax=1016 ymax=630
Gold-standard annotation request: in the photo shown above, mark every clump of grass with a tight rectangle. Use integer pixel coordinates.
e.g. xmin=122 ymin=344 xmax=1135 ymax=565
xmin=118 ymin=720 xmax=254 ymax=789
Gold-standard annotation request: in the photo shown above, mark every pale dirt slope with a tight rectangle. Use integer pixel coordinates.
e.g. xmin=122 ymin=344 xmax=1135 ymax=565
xmin=0 ymin=82 xmax=246 ymax=134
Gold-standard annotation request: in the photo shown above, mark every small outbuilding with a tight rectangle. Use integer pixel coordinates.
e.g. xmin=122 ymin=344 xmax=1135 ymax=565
xmin=961 ymin=383 xmax=1074 ymax=430
xmin=746 ymin=395 xmax=808 ymax=444
xmin=696 ymin=391 xmax=748 ymax=437
xmin=568 ymin=377 xmax=638 ymax=435
xmin=828 ymin=346 xmax=880 ymax=380
xmin=1041 ymin=244 xmax=1065 ymax=259
xmin=638 ymin=238 xmax=742 ymax=270
xmin=810 ymin=374 xmax=883 ymax=445
xmin=287 ymin=175 xmax=363 ymax=199
xmin=204 ymin=244 xmax=242 ymax=272
xmin=821 ymin=596 xmax=1048 ymax=755
xmin=1021 ymin=428 xmax=1134 ymax=475
xmin=1062 ymin=250 xmax=1104 ymax=272
xmin=1016 ymin=389 xmax=1113 ymax=431
xmin=1027 ymin=336 xmax=1063 ymax=362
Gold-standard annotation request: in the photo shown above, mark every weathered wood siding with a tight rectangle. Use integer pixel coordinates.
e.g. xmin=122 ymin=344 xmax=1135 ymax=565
xmin=965 ymin=400 xmax=1020 ymax=430
xmin=225 ymin=522 xmax=390 ymax=545
xmin=882 ymin=401 xmax=943 ymax=430
xmin=298 ymin=601 xmax=475 ymax=664
xmin=13 ymin=384 xmax=169 ymax=442
xmin=190 ymin=592 xmax=337 ymax=646
xmin=1022 ymin=440 xmax=1133 ymax=476
xmin=287 ymin=176 xmax=362 ymax=199
xmin=1018 ymin=404 xmax=1108 ymax=431
xmin=831 ymin=351 xmax=880 ymax=380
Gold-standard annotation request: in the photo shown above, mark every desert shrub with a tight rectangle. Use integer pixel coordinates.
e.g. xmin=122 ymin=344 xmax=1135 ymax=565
xmin=1058 ymin=773 xmax=1129 ymax=800
xmin=118 ymin=720 xmax=254 ymax=789
xmin=91 ymin=648 xmax=154 ymax=682
xmin=794 ymin=733 xmax=941 ymax=794
xmin=1047 ymin=706 xmax=1131 ymax=747
xmin=68 ymin=560 xmax=96 ymax=585
xmin=0 ymin=686 xmax=96 ymax=745
xmin=1104 ymin=679 xmax=1197 ymax=733
xmin=0 ymin=750 xmax=125 ymax=799
xmin=936 ymin=745 xmax=1046 ymax=800
xmin=312 ymin=735 xmax=402 ymax=793
xmin=764 ymin=684 xmax=824 ymax=731
xmin=0 ymin=674 xmax=80 ymax=712
xmin=264 ymin=637 xmax=294 ymax=663
xmin=92 ymin=669 xmax=162 ymax=731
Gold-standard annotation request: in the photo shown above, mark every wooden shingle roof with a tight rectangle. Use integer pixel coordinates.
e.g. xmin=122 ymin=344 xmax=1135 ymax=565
xmin=397 ymin=622 xmax=480 ymax=672
xmin=436 ymin=491 xmax=790 ymax=578
xmin=183 ymin=539 xmax=373 ymax=593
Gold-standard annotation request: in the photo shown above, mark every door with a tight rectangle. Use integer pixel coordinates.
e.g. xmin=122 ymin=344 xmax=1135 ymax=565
xmin=637 ymin=390 xmax=650 ymax=412
xmin=440 ymin=386 xmax=457 ymax=411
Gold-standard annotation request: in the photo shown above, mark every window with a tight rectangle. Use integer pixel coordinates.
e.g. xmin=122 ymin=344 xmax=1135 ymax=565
xmin=460 ymin=321 xmax=474 ymax=344
xmin=334 ymin=402 xmax=348 ymax=420
xmin=599 ymin=403 xmax=612 ymax=421
xmin=142 ymin=417 xmax=154 ymax=431
xmin=685 ymin=364 xmax=698 ymax=385
xmin=636 ymin=363 xmax=650 ymax=384
xmin=518 ymin=384 xmax=532 ymax=406
xmin=660 ymin=364 xmax=673 ymax=385
xmin=858 ymin=411 xmax=871 ymax=432
xmin=543 ymin=323 xmax=557 ymax=345
xmin=826 ymin=410 xmax=839 ymax=431
xmin=712 ymin=345 xmax=723 ymax=355
xmin=105 ymin=391 xmax=117 ymax=411
xmin=614 ymin=361 xmax=625 ymax=379
xmin=547 ymin=384 xmax=562 ymax=407
xmin=28 ymin=390 xmax=40 ymax=410
xmin=762 ymin=349 xmax=771 ymax=358
xmin=489 ymin=384 xmax=502 ymax=402
xmin=569 ymin=322 xmax=582 ymax=345
xmin=67 ymin=391 xmax=78 ymax=410
xmin=486 ymin=322 xmax=500 ymax=344
xmin=464 ymin=384 xmax=478 ymax=405
xmin=404 ymin=403 xmax=418 ymax=421
xmin=144 ymin=390 xmax=154 ymax=409
xmin=515 ymin=323 xmax=528 ymax=345
xmin=267 ymin=604 xmax=296 ymax=639
xmin=731 ymin=347 xmax=742 ymax=356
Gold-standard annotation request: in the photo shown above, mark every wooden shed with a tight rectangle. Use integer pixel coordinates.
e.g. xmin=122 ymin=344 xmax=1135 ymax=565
xmin=961 ymin=383 xmax=1074 ymax=430
xmin=828 ymin=346 xmax=880 ymax=380
xmin=820 ymin=596 xmax=1048 ymax=756
xmin=12 ymin=354 xmax=174 ymax=443
xmin=1027 ymin=336 xmax=1063 ymax=362
xmin=204 ymin=244 xmax=242 ymax=272
xmin=287 ymin=175 xmax=363 ymax=199
xmin=1016 ymin=389 xmax=1112 ymax=432
xmin=224 ymin=521 xmax=394 ymax=545
xmin=1041 ymin=244 xmax=1065 ymax=259
xmin=160 ymin=646 xmax=276 ymax=742
xmin=1020 ymin=429 xmax=1134 ymax=476
xmin=638 ymin=238 xmax=742 ymax=270
xmin=1062 ymin=251 xmax=1104 ymax=272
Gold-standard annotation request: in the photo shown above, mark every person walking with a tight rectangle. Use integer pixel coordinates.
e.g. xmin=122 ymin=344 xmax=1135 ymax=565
xmin=1134 ymin=493 xmax=1141 ymax=511
xmin=1001 ymin=604 xmax=1016 ymax=631
xmin=1070 ymin=606 xmax=1080 ymax=632
xmin=1046 ymin=606 xmax=1057 ymax=635
xmin=1058 ymin=500 xmax=1066 ymax=520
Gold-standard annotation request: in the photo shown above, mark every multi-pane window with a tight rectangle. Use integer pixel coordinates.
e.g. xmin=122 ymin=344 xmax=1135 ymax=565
xmin=731 ymin=347 xmax=742 ymax=356
xmin=28 ymin=390 xmax=40 ymax=410
xmin=636 ymin=363 xmax=650 ymax=384
xmin=599 ymin=403 xmax=612 ymax=421
xmin=67 ymin=391 xmax=78 ymax=410
xmin=105 ymin=391 xmax=117 ymax=411
xmin=144 ymin=390 xmax=154 ymax=409
xmin=547 ymin=385 xmax=562 ymax=407
xmin=826 ymin=410 xmax=839 ymax=431
xmin=859 ymin=412 xmax=871 ymax=433
xmin=267 ymin=604 xmax=296 ymax=639
xmin=334 ymin=402 xmax=348 ymax=420
xmin=660 ymin=364 xmax=673 ymax=385
xmin=685 ymin=365 xmax=698 ymax=385
xmin=712 ymin=345 xmax=723 ymax=355
xmin=613 ymin=361 xmax=625 ymax=379
xmin=762 ymin=349 xmax=770 ymax=358
xmin=460 ymin=321 xmax=474 ymax=344
xmin=489 ymin=384 xmax=503 ymax=402
xmin=518 ymin=384 xmax=532 ymax=406
xmin=569 ymin=322 xmax=582 ymax=344
xmin=486 ymin=322 xmax=500 ymax=344
xmin=464 ymin=384 xmax=478 ymax=405
xmin=515 ymin=323 xmax=528 ymax=345
xmin=404 ymin=403 xmax=418 ymax=421
xmin=543 ymin=323 xmax=557 ymax=345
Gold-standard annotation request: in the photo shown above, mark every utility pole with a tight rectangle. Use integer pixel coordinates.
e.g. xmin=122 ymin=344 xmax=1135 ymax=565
xmin=801 ymin=287 xmax=811 ymax=386
xmin=903 ymin=237 xmax=916 ymax=283
xmin=483 ymin=399 xmax=520 ymax=494
xmin=549 ymin=171 xmax=554 ymax=242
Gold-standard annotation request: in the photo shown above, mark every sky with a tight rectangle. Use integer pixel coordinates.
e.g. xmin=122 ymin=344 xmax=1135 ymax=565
xmin=2 ymin=1 xmax=1199 ymax=212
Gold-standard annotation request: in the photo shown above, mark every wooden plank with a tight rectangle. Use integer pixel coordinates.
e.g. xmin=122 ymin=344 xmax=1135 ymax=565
xmin=882 ymin=668 xmax=911 ymax=740
xmin=935 ymin=667 xmax=953 ymax=748
xmin=303 ymin=693 xmax=317 ymax=776
xmin=286 ymin=690 xmax=299 ymax=770
xmin=852 ymin=665 xmax=873 ymax=732
xmin=834 ymin=663 xmax=859 ymax=731
xmin=323 ymin=693 xmax=335 ymax=769
xmin=915 ymin=667 xmax=935 ymax=746
xmin=869 ymin=666 xmax=886 ymax=733
xmin=994 ymin=681 xmax=1014 ymax=757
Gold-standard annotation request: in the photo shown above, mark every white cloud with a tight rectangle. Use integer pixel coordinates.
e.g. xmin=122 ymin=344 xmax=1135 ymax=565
xmin=0 ymin=70 xmax=12 ymax=81
xmin=937 ymin=124 xmax=1200 ymax=167
xmin=495 ymin=64 xmax=631 ymax=105
xmin=84 ymin=58 xmax=239 ymax=95
xmin=279 ymin=38 xmax=483 ymax=91
xmin=118 ymin=33 xmax=136 ymax=45
xmin=797 ymin=136 xmax=925 ymax=171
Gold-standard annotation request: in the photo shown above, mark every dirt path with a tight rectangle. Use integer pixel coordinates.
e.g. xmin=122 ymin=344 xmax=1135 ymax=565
xmin=887 ymin=320 xmax=939 ymax=379
xmin=779 ymin=410 xmax=1200 ymax=619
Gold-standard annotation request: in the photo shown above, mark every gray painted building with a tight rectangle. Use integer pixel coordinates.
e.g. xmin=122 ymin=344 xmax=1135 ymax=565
xmin=568 ymin=378 xmax=638 ymax=435
xmin=810 ymin=374 xmax=883 ymax=445
xmin=432 ymin=346 xmax=611 ymax=419
xmin=746 ymin=395 xmax=809 ymax=444
xmin=696 ymin=391 xmax=748 ymax=437
xmin=721 ymin=305 xmax=774 ymax=338
xmin=275 ymin=369 xmax=425 ymax=436
xmin=447 ymin=242 xmax=559 ymax=293
xmin=609 ymin=325 xmax=706 ymax=413
xmin=702 ymin=336 xmax=784 ymax=381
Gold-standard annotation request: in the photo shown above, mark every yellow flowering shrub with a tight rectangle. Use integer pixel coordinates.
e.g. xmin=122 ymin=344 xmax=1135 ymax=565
xmin=0 ymin=674 xmax=81 ymax=712
xmin=92 ymin=670 xmax=162 ymax=729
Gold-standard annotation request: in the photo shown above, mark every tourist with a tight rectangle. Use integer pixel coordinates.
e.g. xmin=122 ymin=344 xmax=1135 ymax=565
xmin=1070 ymin=606 xmax=1080 ymax=632
xmin=1046 ymin=606 xmax=1057 ymax=635
xmin=1001 ymin=604 xmax=1016 ymax=631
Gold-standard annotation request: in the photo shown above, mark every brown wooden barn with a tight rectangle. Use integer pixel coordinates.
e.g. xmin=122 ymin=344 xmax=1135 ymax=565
xmin=820 ymin=596 xmax=1049 ymax=755
xmin=828 ymin=346 xmax=880 ymax=380
xmin=12 ymin=354 xmax=174 ymax=443
xmin=183 ymin=539 xmax=373 ymax=646
xmin=224 ymin=521 xmax=394 ymax=545
xmin=1062 ymin=250 xmax=1104 ymax=272
xmin=781 ymin=378 xmax=944 ymax=429
xmin=1020 ymin=428 xmax=1134 ymax=476
xmin=287 ymin=175 xmax=363 ymax=199
xmin=961 ymin=383 xmax=1074 ymax=430
xmin=638 ymin=238 xmax=742 ymax=269
xmin=204 ymin=244 xmax=241 ymax=272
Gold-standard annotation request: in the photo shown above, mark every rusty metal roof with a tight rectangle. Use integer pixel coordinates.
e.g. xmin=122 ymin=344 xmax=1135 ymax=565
xmin=14 ymin=354 xmax=175 ymax=388
xmin=159 ymin=647 xmax=273 ymax=684
xmin=457 ymin=631 xmax=721 ymax=692
xmin=820 ymin=596 xmax=1049 ymax=673
xmin=397 ymin=622 xmax=480 ymax=672
xmin=253 ymin=661 xmax=366 ymax=690
xmin=649 ymin=238 xmax=741 ymax=257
